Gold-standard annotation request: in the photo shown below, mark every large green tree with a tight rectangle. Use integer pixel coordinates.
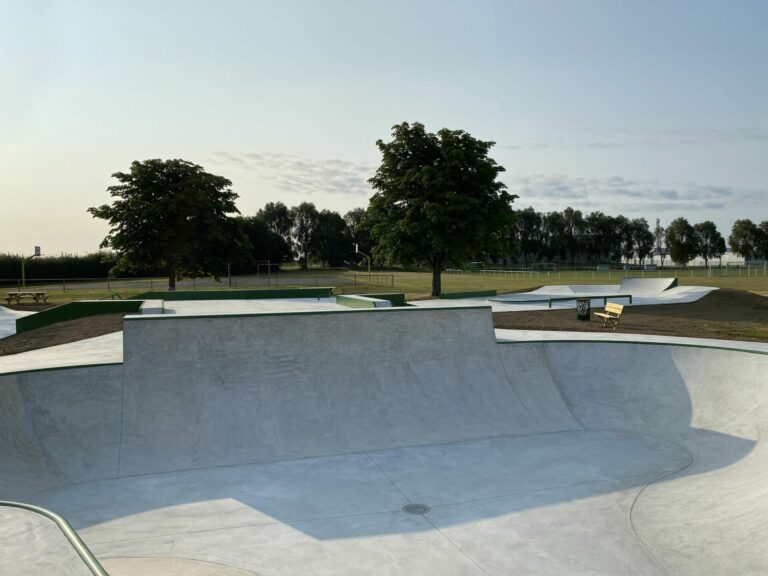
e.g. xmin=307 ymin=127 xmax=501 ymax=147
xmin=758 ymin=221 xmax=768 ymax=260
xmin=514 ymin=207 xmax=542 ymax=267
xmin=313 ymin=209 xmax=353 ymax=267
xmin=666 ymin=217 xmax=698 ymax=266
xmin=258 ymin=201 xmax=293 ymax=249
xmin=290 ymin=202 xmax=319 ymax=269
xmin=693 ymin=221 xmax=725 ymax=266
xmin=631 ymin=218 xmax=655 ymax=265
xmin=88 ymin=159 xmax=247 ymax=290
xmin=366 ymin=122 xmax=514 ymax=296
xmin=729 ymin=219 xmax=759 ymax=261
xmin=235 ymin=215 xmax=292 ymax=266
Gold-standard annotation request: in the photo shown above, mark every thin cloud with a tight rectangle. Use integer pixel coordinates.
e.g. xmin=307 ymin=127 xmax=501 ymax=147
xmin=209 ymin=151 xmax=376 ymax=197
xmin=501 ymin=127 xmax=768 ymax=151
xmin=505 ymin=173 xmax=767 ymax=214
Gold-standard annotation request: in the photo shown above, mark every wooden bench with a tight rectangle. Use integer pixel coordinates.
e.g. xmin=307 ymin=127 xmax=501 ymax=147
xmin=4 ymin=291 xmax=48 ymax=305
xmin=593 ymin=302 xmax=624 ymax=330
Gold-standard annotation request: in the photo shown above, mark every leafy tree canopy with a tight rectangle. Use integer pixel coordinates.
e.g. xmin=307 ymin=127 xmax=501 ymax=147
xmin=88 ymin=159 xmax=247 ymax=289
xmin=290 ymin=202 xmax=319 ymax=269
xmin=693 ymin=221 xmax=725 ymax=266
xmin=729 ymin=219 xmax=759 ymax=261
xmin=314 ymin=210 xmax=354 ymax=267
xmin=258 ymin=201 xmax=293 ymax=245
xmin=365 ymin=122 xmax=515 ymax=295
xmin=666 ymin=217 xmax=698 ymax=266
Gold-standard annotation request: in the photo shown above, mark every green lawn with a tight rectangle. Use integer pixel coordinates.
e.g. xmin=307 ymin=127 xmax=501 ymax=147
xmin=7 ymin=267 xmax=766 ymax=305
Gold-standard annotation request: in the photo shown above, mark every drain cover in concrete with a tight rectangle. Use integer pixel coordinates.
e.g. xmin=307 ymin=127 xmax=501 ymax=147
xmin=402 ymin=503 xmax=431 ymax=515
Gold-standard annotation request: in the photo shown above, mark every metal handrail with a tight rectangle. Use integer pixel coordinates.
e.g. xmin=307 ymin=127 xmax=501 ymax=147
xmin=0 ymin=500 xmax=109 ymax=576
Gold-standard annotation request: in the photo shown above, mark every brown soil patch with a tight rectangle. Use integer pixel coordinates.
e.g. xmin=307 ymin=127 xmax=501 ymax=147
xmin=493 ymin=288 xmax=768 ymax=343
xmin=1 ymin=289 xmax=766 ymax=358
xmin=0 ymin=313 xmax=126 ymax=357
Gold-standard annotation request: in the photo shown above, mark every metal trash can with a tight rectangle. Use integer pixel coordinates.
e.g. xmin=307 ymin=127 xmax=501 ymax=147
xmin=576 ymin=298 xmax=591 ymax=321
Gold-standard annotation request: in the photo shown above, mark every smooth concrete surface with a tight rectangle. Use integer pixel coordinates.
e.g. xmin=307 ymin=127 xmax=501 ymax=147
xmin=495 ymin=328 xmax=768 ymax=353
xmin=118 ymin=307 xmax=547 ymax=475
xmin=0 ymin=332 xmax=123 ymax=375
xmin=0 ymin=306 xmax=767 ymax=575
xmin=102 ymin=557 xmax=259 ymax=575
xmin=139 ymin=300 xmax=164 ymax=315
xmin=0 ymin=305 xmax=34 ymax=340
xmin=0 ymin=506 xmax=92 ymax=576
xmin=163 ymin=297 xmax=343 ymax=315
xmin=413 ymin=279 xmax=715 ymax=312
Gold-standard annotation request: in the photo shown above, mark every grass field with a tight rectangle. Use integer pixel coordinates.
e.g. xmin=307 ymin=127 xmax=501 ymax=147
xmin=4 ymin=267 xmax=766 ymax=305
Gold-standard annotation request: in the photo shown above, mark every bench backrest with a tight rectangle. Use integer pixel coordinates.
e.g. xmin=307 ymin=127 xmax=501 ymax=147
xmin=605 ymin=302 xmax=624 ymax=316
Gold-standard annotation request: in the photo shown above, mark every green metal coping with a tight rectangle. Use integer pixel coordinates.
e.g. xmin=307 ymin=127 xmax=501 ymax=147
xmin=124 ymin=304 xmax=491 ymax=322
xmin=133 ymin=287 xmax=334 ymax=301
xmin=439 ymin=289 xmax=497 ymax=299
xmin=496 ymin=338 xmax=768 ymax=356
xmin=0 ymin=501 xmax=109 ymax=576
xmin=16 ymin=300 xmax=143 ymax=334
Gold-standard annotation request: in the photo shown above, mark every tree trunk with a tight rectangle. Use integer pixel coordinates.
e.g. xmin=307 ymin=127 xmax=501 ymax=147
xmin=167 ymin=263 xmax=176 ymax=291
xmin=431 ymin=263 xmax=442 ymax=297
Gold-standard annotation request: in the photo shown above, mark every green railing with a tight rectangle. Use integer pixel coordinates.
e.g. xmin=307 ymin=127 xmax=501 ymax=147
xmin=0 ymin=500 xmax=109 ymax=575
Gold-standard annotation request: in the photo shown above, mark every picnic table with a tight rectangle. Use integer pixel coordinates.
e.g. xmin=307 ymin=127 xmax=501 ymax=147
xmin=4 ymin=291 xmax=48 ymax=305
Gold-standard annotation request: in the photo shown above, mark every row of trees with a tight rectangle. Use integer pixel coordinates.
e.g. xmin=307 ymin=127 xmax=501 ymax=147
xmin=510 ymin=208 xmax=657 ymax=266
xmin=508 ymin=209 xmax=732 ymax=267
xmin=238 ymin=202 xmax=368 ymax=270
xmin=86 ymin=124 xmax=767 ymax=295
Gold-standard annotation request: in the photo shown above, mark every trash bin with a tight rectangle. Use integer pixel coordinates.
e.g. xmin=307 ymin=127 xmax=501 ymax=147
xmin=576 ymin=298 xmax=591 ymax=321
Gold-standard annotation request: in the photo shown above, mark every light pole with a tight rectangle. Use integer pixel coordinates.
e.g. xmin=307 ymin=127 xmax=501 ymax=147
xmin=21 ymin=246 xmax=42 ymax=289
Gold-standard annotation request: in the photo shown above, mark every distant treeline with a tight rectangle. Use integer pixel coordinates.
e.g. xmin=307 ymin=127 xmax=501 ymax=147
xmin=0 ymin=253 xmax=165 ymax=281
xmin=0 ymin=253 xmax=116 ymax=280
xmin=504 ymin=209 xmax=768 ymax=266
xmin=4 ymin=205 xmax=766 ymax=279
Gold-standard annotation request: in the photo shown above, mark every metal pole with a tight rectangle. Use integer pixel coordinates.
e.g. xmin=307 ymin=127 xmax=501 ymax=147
xmin=21 ymin=258 xmax=26 ymax=288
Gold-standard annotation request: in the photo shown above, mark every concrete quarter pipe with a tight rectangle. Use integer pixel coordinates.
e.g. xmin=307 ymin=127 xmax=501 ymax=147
xmin=0 ymin=306 xmax=766 ymax=575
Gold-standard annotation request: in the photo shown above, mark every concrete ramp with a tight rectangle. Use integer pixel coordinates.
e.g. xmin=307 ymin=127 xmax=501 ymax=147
xmin=618 ymin=276 xmax=678 ymax=295
xmin=118 ymin=307 xmax=556 ymax=476
xmin=1 ymin=306 xmax=767 ymax=575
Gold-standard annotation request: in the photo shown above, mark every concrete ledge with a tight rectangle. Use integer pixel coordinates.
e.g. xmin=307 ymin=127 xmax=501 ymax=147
xmin=140 ymin=300 xmax=164 ymax=315
xmin=336 ymin=295 xmax=393 ymax=309
xmin=362 ymin=293 xmax=407 ymax=306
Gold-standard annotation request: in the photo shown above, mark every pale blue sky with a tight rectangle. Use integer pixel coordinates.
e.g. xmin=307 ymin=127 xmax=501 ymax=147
xmin=1 ymin=0 xmax=766 ymax=254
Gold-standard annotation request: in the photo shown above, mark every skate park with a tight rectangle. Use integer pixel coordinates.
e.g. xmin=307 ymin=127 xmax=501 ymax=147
xmin=1 ymin=281 xmax=768 ymax=576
